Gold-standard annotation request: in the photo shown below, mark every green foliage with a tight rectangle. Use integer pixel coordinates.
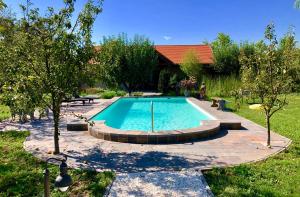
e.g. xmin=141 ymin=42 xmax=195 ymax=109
xmin=0 ymin=104 xmax=10 ymax=121
xmin=0 ymin=131 xmax=114 ymax=196
xmin=82 ymin=87 xmax=104 ymax=95
xmin=204 ymin=94 xmax=300 ymax=196
xmin=116 ymin=90 xmax=127 ymax=96
xmin=295 ymin=0 xmax=300 ymax=8
xmin=101 ymin=90 xmax=117 ymax=99
xmin=279 ymin=31 xmax=300 ymax=92
xmin=240 ymin=23 xmax=296 ymax=146
xmin=210 ymin=33 xmax=240 ymax=74
xmin=180 ymin=50 xmax=203 ymax=82
xmin=158 ymin=69 xmax=171 ymax=93
xmin=202 ymin=75 xmax=241 ymax=98
xmin=0 ymin=0 xmax=6 ymax=10
xmin=0 ymin=0 xmax=103 ymax=153
xmin=96 ymin=34 xmax=158 ymax=93
xmin=132 ymin=92 xmax=143 ymax=97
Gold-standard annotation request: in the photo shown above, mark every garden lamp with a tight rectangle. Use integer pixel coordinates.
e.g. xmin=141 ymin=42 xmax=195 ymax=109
xmin=44 ymin=156 xmax=72 ymax=197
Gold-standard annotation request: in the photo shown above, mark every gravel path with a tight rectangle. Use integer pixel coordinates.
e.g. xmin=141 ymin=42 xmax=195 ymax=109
xmin=108 ymin=170 xmax=213 ymax=197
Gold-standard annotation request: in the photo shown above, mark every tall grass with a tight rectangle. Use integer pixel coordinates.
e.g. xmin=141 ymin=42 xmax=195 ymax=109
xmin=202 ymin=75 xmax=241 ymax=98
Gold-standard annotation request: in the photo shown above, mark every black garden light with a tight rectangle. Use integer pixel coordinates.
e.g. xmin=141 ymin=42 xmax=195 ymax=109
xmin=43 ymin=156 xmax=72 ymax=197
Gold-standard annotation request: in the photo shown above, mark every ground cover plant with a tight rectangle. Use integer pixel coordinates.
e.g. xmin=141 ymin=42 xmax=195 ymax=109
xmin=0 ymin=131 xmax=115 ymax=196
xmin=203 ymin=93 xmax=300 ymax=196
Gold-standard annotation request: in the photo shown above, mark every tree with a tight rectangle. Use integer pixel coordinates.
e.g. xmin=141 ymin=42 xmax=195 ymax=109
xmin=239 ymin=24 xmax=295 ymax=147
xmin=211 ymin=33 xmax=240 ymax=75
xmin=279 ymin=30 xmax=300 ymax=92
xmin=180 ymin=50 xmax=203 ymax=82
xmin=295 ymin=0 xmax=300 ymax=8
xmin=96 ymin=34 xmax=158 ymax=93
xmin=1 ymin=0 xmax=102 ymax=154
xmin=0 ymin=0 xmax=6 ymax=10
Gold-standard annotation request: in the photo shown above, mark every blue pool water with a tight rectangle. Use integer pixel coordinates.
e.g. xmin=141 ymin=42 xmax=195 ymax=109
xmin=91 ymin=97 xmax=214 ymax=132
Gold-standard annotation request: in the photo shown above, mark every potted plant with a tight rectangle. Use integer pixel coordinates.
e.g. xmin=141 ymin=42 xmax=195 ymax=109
xmin=180 ymin=77 xmax=196 ymax=97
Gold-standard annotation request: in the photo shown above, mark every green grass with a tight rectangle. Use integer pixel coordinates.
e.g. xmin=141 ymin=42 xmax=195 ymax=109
xmin=0 ymin=105 xmax=10 ymax=121
xmin=203 ymin=93 xmax=300 ymax=197
xmin=0 ymin=131 xmax=115 ymax=197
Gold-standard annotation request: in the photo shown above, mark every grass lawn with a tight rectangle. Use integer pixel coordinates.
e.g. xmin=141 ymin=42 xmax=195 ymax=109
xmin=203 ymin=93 xmax=300 ymax=197
xmin=0 ymin=105 xmax=10 ymax=122
xmin=0 ymin=131 xmax=114 ymax=197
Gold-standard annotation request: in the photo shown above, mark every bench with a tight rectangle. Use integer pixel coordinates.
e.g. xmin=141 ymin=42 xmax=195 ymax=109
xmin=63 ymin=98 xmax=89 ymax=105
xmin=80 ymin=96 xmax=99 ymax=103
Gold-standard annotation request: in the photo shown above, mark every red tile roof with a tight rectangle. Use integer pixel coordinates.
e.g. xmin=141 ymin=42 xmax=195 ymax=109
xmin=154 ymin=45 xmax=213 ymax=64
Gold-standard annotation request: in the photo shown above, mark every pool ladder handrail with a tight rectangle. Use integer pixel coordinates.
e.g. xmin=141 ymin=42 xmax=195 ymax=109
xmin=151 ymin=101 xmax=154 ymax=132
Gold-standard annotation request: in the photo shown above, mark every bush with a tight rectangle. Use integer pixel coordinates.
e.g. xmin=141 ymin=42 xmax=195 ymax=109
xmin=116 ymin=90 xmax=127 ymax=96
xmin=132 ymin=92 xmax=143 ymax=96
xmin=101 ymin=91 xmax=117 ymax=99
xmin=82 ymin=87 xmax=104 ymax=95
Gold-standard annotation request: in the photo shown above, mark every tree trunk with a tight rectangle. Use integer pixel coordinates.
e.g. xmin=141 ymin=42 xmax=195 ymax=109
xmin=266 ymin=114 xmax=271 ymax=148
xmin=122 ymin=82 xmax=131 ymax=95
xmin=52 ymin=98 xmax=61 ymax=154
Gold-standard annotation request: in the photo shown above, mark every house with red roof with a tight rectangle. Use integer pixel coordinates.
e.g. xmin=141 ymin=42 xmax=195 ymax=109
xmin=151 ymin=44 xmax=214 ymax=89
xmin=154 ymin=45 xmax=213 ymax=65
xmin=94 ymin=44 xmax=214 ymax=90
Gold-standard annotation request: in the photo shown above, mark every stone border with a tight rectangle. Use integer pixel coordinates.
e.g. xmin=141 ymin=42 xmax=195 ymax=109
xmin=67 ymin=97 xmax=242 ymax=144
xmin=89 ymin=120 xmax=241 ymax=144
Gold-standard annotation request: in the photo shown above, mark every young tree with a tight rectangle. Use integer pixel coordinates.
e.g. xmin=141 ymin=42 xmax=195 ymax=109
xmin=180 ymin=50 xmax=203 ymax=82
xmin=239 ymin=24 xmax=295 ymax=147
xmin=1 ymin=0 xmax=103 ymax=154
xmin=96 ymin=34 xmax=158 ymax=93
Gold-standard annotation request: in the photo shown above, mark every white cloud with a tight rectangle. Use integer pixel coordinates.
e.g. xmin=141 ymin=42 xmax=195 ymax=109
xmin=163 ymin=36 xmax=172 ymax=41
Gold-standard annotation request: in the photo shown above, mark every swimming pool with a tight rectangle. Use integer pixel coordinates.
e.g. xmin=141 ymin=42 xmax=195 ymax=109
xmin=91 ymin=97 xmax=215 ymax=132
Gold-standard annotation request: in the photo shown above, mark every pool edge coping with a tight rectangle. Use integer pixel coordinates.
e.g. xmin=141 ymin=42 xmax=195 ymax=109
xmin=67 ymin=96 xmax=242 ymax=144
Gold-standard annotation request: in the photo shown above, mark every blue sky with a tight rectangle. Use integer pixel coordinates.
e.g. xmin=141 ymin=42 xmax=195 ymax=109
xmin=6 ymin=0 xmax=300 ymax=45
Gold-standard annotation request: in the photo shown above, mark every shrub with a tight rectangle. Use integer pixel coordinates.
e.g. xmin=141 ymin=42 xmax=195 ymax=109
xmin=180 ymin=50 xmax=203 ymax=82
xmin=101 ymin=91 xmax=116 ymax=99
xmin=116 ymin=90 xmax=127 ymax=96
xmin=82 ymin=87 xmax=104 ymax=95
xmin=132 ymin=92 xmax=143 ymax=96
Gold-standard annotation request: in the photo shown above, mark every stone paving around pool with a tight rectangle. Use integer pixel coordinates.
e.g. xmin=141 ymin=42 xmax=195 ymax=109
xmin=0 ymin=97 xmax=291 ymax=196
